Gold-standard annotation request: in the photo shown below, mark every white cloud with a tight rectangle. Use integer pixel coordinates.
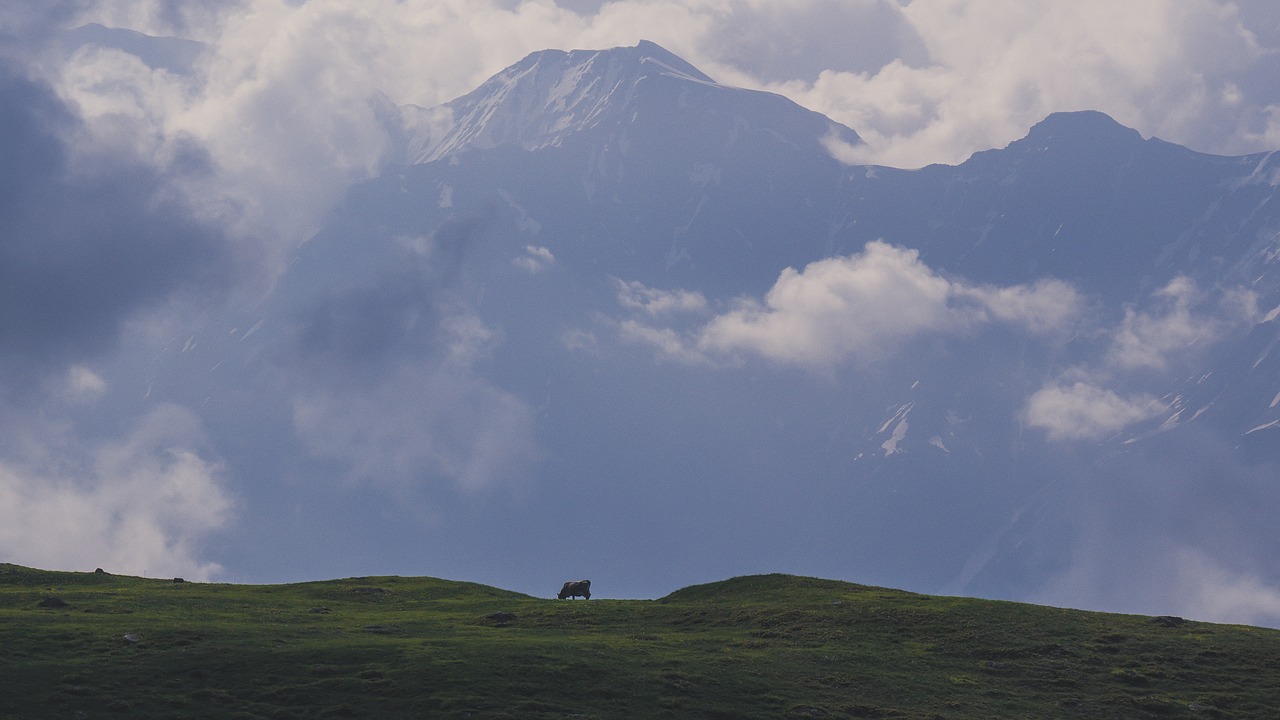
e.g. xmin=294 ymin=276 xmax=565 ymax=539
xmin=63 ymin=366 xmax=107 ymax=401
xmin=55 ymin=1 xmax=577 ymax=267
xmin=755 ymin=0 xmax=1280 ymax=166
xmin=1023 ymin=277 xmax=1261 ymax=442
xmin=618 ymin=319 xmax=714 ymax=366
xmin=1174 ymin=549 xmax=1280 ymax=626
xmin=1037 ymin=532 xmax=1280 ymax=628
xmin=698 ymin=241 xmax=957 ymax=365
xmin=1024 ymin=382 xmax=1167 ymax=441
xmin=695 ymin=0 xmax=925 ymax=83
xmin=1108 ymin=276 xmax=1259 ymax=370
xmin=514 ymin=245 xmax=556 ymax=274
xmin=292 ymin=363 xmax=540 ymax=492
xmin=618 ymin=240 xmax=1084 ymax=368
xmin=615 ymin=278 xmax=707 ymax=315
xmin=0 ymin=404 xmax=231 ymax=580
xmin=959 ymin=278 xmax=1088 ymax=337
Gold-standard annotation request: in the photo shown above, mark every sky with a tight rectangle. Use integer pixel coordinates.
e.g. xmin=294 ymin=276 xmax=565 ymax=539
xmin=4 ymin=0 xmax=1280 ymax=622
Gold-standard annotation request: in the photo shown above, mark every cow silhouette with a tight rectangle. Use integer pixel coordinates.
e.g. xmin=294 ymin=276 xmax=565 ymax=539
xmin=558 ymin=579 xmax=591 ymax=599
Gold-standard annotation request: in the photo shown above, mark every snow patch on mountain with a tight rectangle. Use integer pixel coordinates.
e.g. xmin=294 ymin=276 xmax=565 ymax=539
xmin=878 ymin=402 xmax=914 ymax=456
xmin=1246 ymin=420 xmax=1280 ymax=434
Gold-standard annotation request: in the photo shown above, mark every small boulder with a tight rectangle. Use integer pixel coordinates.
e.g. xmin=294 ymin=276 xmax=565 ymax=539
xmin=38 ymin=596 xmax=68 ymax=609
xmin=1152 ymin=615 xmax=1187 ymax=628
xmin=123 ymin=633 xmax=141 ymax=644
xmin=172 ymin=577 xmax=186 ymax=584
xmin=485 ymin=611 xmax=517 ymax=624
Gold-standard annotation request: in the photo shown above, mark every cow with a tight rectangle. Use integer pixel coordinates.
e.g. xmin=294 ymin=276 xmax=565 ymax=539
xmin=558 ymin=579 xmax=591 ymax=600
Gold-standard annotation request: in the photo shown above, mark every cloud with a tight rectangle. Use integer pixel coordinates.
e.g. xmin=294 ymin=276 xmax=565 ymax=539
xmin=1107 ymin=276 xmax=1259 ymax=370
xmin=1024 ymin=382 xmax=1167 ymax=441
xmin=618 ymin=320 xmax=715 ymax=367
xmin=0 ymin=404 xmax=232 ymax=580
xmin=614 ymin=279 xmax=707 ymax=315
xmin=759 ymin=0 xmax=1280 ymax=166
xmin=52 ymin=0 xmax=599 ymax=262
xmin=288 ymin=311 xmax=540 ymax=493
xmin=0 ymin=58 xmax=235 ymax=390
xmin=0 ymin=2 xmax=82 ymax=52
xmin=0 ymin=4 xmax=239 ymax=584
xmin=1025 ymin=277 xmax=1260 ymax=442
xmin=618 ymin=240 xmax=1085 ymax=368
xmin=292 ymin=357 xmax=540 ymax=492
xmin=286 ymin=255 xmax=442 ymax=374
xmin=1034 ymin=534 xmax=1280 ymax=625
xmin=958 ymin=278 xmax=1088 ymax=337
xmin=697 ymin=0 xmax=926 ymax=83
xmin=514 ymin=245 xmax=556 ymax=274
xmin=1173 ymin=549 xmax=1280 ymax=626
xmin=63 ymin=366 xmax=107 ymax=402
xmin=1032 ymin=430 xmax=1280 ymax=627
xmin=278 ymin=247 xmax=540 ymax=491
xmin=698 ymin=242 xmax=957 ymax=365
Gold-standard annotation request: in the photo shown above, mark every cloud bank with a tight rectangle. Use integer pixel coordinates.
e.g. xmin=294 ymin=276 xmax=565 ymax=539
xmin=0 ymin=404 xmax=232 ymax=580
xmin=288 ymin=315 xmax=541 ymax=493
xmin=1024 ymin=383 xmax=1167 ymax=441
xmin=781 ymin=0 xmax=1280 ymax=166
xmin=0 ymin=60 xmax=233 ymax=387
xmin=1024 ymin=277 xmax=1261 ymax=442
xmin=617 ymin=253 xmax=1263 ymax=450
xmin=619 ymin=240 xmax=1085 ymax=368
xmin=277 ymin=235 xmax=541 ymax=492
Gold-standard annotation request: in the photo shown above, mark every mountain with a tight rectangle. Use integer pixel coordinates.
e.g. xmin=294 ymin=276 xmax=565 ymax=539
xmin=6 ymin=564 xmax=1280 ymax=719
xmin=374 ymin=41 xmax=863 ymax=297
xmin=398 ymin=39 xmax=860 ymax=163
xmin=141 ymin=41 xmax=1280 ymax=624
xmin=847 ymin=110 xmax=1280 ymax=301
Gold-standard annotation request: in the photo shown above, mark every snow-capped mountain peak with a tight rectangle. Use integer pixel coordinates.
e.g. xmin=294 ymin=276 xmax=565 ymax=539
xmin=398 ymin=40 xmax=858 ymax=164
xmin=399 ymin=41 xmax=710 ymax=163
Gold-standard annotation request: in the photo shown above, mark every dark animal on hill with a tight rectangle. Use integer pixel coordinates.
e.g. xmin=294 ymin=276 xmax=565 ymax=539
xmin=558 ymin=579 xmax=591 ymax=600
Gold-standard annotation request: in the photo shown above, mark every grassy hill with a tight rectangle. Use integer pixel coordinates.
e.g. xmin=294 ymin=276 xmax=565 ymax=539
xmin=3 ymin=565 xmax=1278 ymax=719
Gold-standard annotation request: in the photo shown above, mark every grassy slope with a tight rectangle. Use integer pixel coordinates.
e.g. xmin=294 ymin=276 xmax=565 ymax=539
xmin=2 ymin=565 xmax=1278 ymax=719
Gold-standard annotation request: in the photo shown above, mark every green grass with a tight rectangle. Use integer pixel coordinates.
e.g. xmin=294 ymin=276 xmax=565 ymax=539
xmin=3 ymin=565 xmax=1278 ymax=719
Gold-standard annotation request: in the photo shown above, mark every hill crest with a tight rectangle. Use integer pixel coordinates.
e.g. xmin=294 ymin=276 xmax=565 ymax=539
xmin=5 ymin=562 xmax=1280 ymax=718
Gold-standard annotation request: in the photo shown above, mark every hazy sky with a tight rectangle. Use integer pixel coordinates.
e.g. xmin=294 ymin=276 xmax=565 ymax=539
xmin=4 ymin=0 xmax=1280 ymax=623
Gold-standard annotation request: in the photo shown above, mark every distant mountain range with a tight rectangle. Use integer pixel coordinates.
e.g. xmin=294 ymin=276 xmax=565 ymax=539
xmin=137 ymin=40 xmax=1280 ymax=620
